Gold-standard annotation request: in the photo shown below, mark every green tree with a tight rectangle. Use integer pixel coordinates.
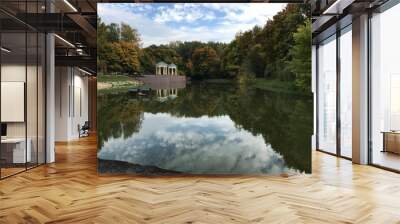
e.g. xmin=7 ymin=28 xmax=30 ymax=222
xmin=97 ymin=20 xmax=142 ymax=74
xmin=102 ymin=43 xmax=123 ymax=73
xmin=288 ymin=19 xmax=311 ymax=92
xmin=120 ymin=23 xmax=141 ymax=44
xmin=115 ymin=41 xmax=141 ymax=73
xmin=97 ymin=18 xmax=109 ymax=73
xmin=105 ymin=23 xmax=120 ymax=42
xmin=245 ymin=44 xmax=265 ymax=77
xmin=191 ymin=47 xmax=220 ymax=79
xmin=139 ymin=45 xmax=182 ymax=74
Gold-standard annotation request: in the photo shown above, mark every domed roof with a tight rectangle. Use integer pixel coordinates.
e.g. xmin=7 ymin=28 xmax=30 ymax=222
xmin=168 ymin=63 xmax=177 ymax=68
xmin=156 ymin=61 xmax=168 ymax=67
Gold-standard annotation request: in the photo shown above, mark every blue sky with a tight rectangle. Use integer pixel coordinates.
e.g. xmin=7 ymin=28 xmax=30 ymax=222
xmin=98 ymin=3 xmax=286 ymax=47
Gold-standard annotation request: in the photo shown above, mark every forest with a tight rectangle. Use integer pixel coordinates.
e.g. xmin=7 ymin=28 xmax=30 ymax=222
xmin=97 ymin=4 xmax=311 ymax=92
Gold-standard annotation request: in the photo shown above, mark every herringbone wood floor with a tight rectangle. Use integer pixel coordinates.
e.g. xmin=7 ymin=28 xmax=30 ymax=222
xmin=1 ymin=135 xmax=400 ymax=224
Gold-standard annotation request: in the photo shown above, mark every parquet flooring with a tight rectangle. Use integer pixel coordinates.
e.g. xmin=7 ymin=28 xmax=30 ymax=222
xmin=1 ymin=167 xmax=26 ymax=178
xmin=1 ymin=135 xmax=400 ymax=223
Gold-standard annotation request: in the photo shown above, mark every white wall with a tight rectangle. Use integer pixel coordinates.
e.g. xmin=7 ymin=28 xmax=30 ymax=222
xmin=55 ymin=67 xmax=89 ymax=141
xmin=55 ymin=66 xmax=70 ymax=141
xmin=71 ymin=72 xmax=89 ymax=138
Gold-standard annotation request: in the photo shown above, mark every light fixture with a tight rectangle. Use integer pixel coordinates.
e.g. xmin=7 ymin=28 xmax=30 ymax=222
xmin=78 ymin=67 xmax=92 ymax=76
xmin=1 ymin=47 xmax=11 ymax=53
xmin=76 ymin=48 xmax=87 ymax=56
xmin=63 ymin=0 xmax=78 ymax=12
xmin=54 ymin=34 xmax=75 ymax=48
xmin=322 ymin=0 xmax=355 ymax=15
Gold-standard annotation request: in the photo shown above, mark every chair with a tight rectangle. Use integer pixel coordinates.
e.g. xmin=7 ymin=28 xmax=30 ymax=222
xmin=79 ymin=121 xmax=90 ymax=138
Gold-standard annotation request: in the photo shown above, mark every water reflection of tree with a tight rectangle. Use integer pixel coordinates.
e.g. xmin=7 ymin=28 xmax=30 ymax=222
xmin=98 ymin=83 xmax=313 ymax=172
xmin=225 ymin=87 xmax=312 ymax=173
xmin=97 ymin=94 xmax=144 ymax=148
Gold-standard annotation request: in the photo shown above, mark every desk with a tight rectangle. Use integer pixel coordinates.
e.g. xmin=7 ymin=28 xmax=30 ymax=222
xmin=382 ymin=131 xmax=400 ymax=154
xmin=1 ymin=138 xmax=31 ymax=163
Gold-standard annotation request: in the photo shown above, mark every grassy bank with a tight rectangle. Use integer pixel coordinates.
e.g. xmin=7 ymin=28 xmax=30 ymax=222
xmin=98 ymin=74 xmax=137 ymax=83
xmin=98 ymin=74 xmax=142 ymax=94
xmin=203 ymin=79 xmax=235 ymax=84
xmin=250 ymin=78 xmax=311 ymax=96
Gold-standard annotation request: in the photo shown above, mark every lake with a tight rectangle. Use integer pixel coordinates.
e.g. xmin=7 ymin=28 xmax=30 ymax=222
xmin=97 ymin=81 xmax=312 ymax=175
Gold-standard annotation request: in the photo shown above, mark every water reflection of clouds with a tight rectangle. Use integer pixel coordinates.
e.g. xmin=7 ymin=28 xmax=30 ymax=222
xmin=98 ymin=113 xmax=299 ymax=174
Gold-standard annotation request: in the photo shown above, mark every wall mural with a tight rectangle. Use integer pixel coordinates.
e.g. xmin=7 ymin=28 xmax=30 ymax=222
xmin=97 ymin=3 xmax=312 ymax=175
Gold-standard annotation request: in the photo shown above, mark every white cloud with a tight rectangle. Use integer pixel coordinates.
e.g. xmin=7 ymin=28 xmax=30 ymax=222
xmin=98 ymin=113 xmax=299 ymax=174
xmin=98 ymin=3 xmax=286 ymax=47
xmin=98 ymin=4 xmax=181 ymax=46
xmin=219 ymin=3 xmax=285 ymax=24
xmin=153 ymin=3 xmax=219 ymax=24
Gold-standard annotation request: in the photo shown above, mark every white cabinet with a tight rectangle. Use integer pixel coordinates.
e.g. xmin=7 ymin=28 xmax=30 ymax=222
xmin=1 ymin=138 xmax=32 ymax=163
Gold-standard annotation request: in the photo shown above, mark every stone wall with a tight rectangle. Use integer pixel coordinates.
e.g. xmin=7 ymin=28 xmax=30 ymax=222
xmin=137 ymin=75 xmax=186 ymax=90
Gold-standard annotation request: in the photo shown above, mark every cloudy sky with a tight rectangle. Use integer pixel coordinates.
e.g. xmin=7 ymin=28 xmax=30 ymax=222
xmin=98 ymin=3 xmax=286 ymax=47
xmin=98 ymin=113 xmax=298 ymax=175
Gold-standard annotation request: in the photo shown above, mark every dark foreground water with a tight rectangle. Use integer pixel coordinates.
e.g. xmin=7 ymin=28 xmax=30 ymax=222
xmin=97 ymin=82 xmax=312 ymax=175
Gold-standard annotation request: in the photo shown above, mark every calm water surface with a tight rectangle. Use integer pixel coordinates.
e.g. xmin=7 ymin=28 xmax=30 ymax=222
xmin=97 ymin=82 xmax=312 ymax=175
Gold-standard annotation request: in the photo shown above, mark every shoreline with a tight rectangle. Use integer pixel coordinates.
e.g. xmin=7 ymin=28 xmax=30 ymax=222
xmin=97 ymin=74 xmax=311 ymax=96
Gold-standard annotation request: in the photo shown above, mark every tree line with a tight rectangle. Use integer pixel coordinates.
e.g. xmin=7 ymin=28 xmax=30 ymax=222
xmin=97 ymin=4 xmax=311 ymax=92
